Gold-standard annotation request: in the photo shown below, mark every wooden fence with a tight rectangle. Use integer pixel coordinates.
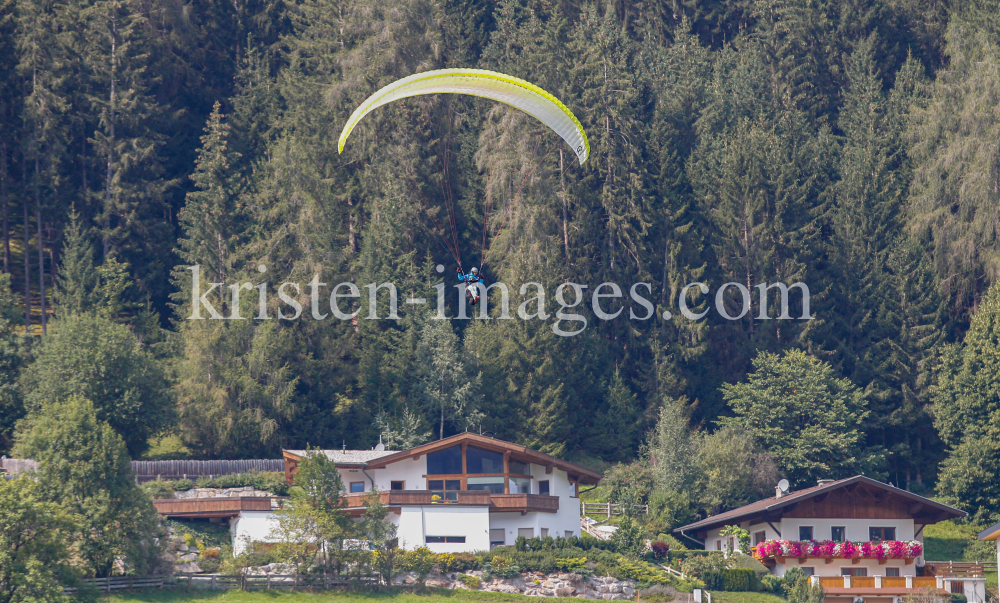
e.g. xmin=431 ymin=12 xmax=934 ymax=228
xmin=3 ymin=458 xmax=285 ymax=482
xmin=63 ymin=573 xmax=379 ymax=594
xmin=132 ymin=459 xmax=285 ymax=483
xmin=925 ymin=561 xmax=1000 ymax=578
xmin=582 ymin=502 xmax=649 ymax=517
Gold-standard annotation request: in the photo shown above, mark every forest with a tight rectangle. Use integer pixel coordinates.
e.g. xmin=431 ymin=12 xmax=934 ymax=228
xmin=1 ymin=0 xmax=1000 ymax=524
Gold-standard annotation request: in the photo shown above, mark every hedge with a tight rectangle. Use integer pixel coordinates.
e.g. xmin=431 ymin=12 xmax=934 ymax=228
xmin=702 ymin=568 xmax=758 ymax=591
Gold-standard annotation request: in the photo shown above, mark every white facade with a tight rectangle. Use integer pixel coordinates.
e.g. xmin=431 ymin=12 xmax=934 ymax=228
xmin=230 ymin=510 xmax=281 ymax=555
xmin=277 ymin=436 xmax=596 ymax=554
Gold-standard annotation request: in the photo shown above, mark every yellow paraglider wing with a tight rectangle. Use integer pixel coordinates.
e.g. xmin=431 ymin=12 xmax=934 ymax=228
xmin=338 ymin=69 xmax=590 ymax=165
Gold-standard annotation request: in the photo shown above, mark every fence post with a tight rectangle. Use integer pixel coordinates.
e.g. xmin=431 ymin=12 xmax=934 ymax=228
xmin=267 ymin=574 xmax=271 ymax=590
xmin=212 ymin=575 xmax=216 ymax=589
xmin=129 ymin=576 xmax=133 ymax=590
xmin=294 ymin=574 xmax=298 ymax=590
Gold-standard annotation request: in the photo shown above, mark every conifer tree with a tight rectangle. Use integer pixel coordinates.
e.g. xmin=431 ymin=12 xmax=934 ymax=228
xmin=55 ymin=207 xmax=99 ymax=315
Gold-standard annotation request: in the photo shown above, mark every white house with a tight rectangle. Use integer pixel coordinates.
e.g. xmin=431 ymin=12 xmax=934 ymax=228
xmin=232 ymin=433 xmax=602 ymax=554
xmin=976 ymin=522 xmax=1000 ymax=588
xmin=675 ymin=476 xmax=986 ymax=603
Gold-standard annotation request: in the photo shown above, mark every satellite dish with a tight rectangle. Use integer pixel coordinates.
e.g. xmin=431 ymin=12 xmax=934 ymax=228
xmin=374 ymin=435 xmax=386 ymax=452
xmin=778 ymin=479 xmax=789 ymax=492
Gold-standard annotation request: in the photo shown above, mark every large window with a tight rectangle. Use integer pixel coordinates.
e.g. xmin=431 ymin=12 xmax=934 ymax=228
xmin=831 ymin=527 xmax=846 ymax=542
xmin=754 ymin=531 xmax=766 ymax=545
xmin=428 ymin=479 xmax=461 ymax=502
xmin=489 ymin=529 xmax=505 ymax=546
xmin=799 ymin=526 xmax=813 ymax=541
xmin=801 ymin=568 xmax=815 ymax=577
xmin=538 ymin=481 xmax=550 ymax=496
xmin=509 ymin=458 xmax=530 ymax=475
xmin=885 ymin=568 xmax=900 ymax=577
xmin=841 ymin=568 xmax=868 ymax=577
xmin=466 ymin=446 xmax=504 ymax=473
xmin=427 ymin=446 xmax=463 ymax=475
xmin=869 ymin=527 xmax=896 ymax=541
xmin=426 ymin=536 xmax=466 ymax=543
xmin=467 ymin=476 xmax=504 ymax=493
xmin=509 ymin=477 xmax=531 ymax=494
xmin=350 ymin=482 xmax=364 ymax=493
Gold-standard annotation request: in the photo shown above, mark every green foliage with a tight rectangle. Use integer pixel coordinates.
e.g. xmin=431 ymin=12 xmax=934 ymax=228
xmin=398 ymin=548 xmax=438 ymax=579
xmin=143 ymin=480 xmax=174 ymax=499
xmin=610 ymin=516 xmax=644 ymax=558
xmin=455 ymin=573 xmax=481 ymax=589
xmin=193 ymin=471 xmax=289 ymax=495
xmin=484 ymin=555 xmax=521 ymax=578
xmin=614 ymin=556 xmax=672 ymax=586
xmin=702 ymin=568 xmax=757 ymax=592
xmin=19 ymin=313 xmax=173 ymax=457
xmin=680 ymin=553 xmax=731 ymax=578
xmin=14 ymin=396 xmax=166 ymax=577
xmin=0 ymin=475 xmax=79 ymax=603
xmin=720 ymin=349 xmax=884 ymax=488
xmin=0 ymin=273 xmax=25 ymax=454
xmin=169 ymin=479 xmax=194 ymax=492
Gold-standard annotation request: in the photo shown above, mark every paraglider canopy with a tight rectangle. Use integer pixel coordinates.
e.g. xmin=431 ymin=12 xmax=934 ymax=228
xmin=338 ymin=68 xmax=590 ymax=164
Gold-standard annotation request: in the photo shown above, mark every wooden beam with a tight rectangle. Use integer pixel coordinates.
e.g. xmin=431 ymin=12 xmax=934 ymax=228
xmin=503 ymin=451 xmax=510 ymax=494
xmin=813 ymin=493 xmax=830 ymax=503
xmin=767 ymin=521 xmax=782 ymax=538
xmin=908 ymin=503 xmax=924 ymax=515
xmin=915 ymin=524 xmax=925 ymax=539
xmin=545 ymin=465 xmax=552 ymax=474
xmin=825 ymin=558 xmax=833 ymax=564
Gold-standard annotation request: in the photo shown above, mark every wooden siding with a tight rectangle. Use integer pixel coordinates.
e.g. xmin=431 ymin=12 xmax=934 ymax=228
xmin=819 ymin=577 xmax=845 ymax=588
xmin=490 ymin=493 xmax=559 ymax=513
xmin=853 ymin=577 xmax=876 ymax=588
xmin=152 ymin=496 xmax=273 ymax=518
xmin=883 ymin=577 xmax=907 ymax=588
xmin=913 ymin=577 xmax=939 ymax=589
xmin=782 ymin=486 xmax=912 ymax=519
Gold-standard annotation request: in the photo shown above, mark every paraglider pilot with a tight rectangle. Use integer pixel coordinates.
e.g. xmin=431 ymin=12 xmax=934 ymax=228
xmin=457 ymin=266 xmax=484 ymax=304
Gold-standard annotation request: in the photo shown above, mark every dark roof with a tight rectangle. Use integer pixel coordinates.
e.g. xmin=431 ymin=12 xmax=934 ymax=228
xmin=674 ymin=475 xmax=966 ymax=535
xmin=978 ymin=521 xmax=1000 ymax=541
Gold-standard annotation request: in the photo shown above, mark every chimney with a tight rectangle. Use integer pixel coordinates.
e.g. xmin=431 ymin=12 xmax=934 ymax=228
xmin=817 ymin=479 xmax=835 ymax=487
xmin=775 ymin=486 xmax=783 ymax=498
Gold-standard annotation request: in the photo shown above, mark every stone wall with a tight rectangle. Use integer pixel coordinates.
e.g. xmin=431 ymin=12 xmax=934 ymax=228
xmin=393 ymin=569 xmax=638 ymax=600
xmin=172 ymin=487 xmax=275 ymax=499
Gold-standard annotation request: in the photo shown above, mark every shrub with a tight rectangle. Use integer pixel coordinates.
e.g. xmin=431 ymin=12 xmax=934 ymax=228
xmin=444 ymin=552 xmax=478 ymax=572
xmin=456 ymin=574 xmax=481 ymax=590
xmin=706 ymin=568 xmax=756 ymax=591
xmin=515 ymin=536 xmax=528 ymax=552
xmin=761 ymin=574 xmax=783 ymax=593
xmin=641 ymin=584 xmax=679 ymax=603
xmin=398 ymin=547 xmax=437 ymax=578
xmin=143 ymin=480 xmax=174 ymax=499
xmin=652 ymin=541 xmax=670 ymax=561
xmin=680 ymin=552 xmax=731 ymax=578
xmin=614 ymin=556 xmax=672 ymax=585
xmin=486 ymin=555 xmax=522 ymax=578
xmin=951 ymin=595 xmax=967 ymax=603
xmin=168 ymin=479 xmax=194 ymax=491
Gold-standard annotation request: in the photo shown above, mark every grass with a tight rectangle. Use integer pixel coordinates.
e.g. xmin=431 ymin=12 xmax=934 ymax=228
xmin=103 ymin=588 xmax=584 ymax=603
xmin=709 ymin=592 xmax=787 ymax=603
xmin=923 ymin=521 xmax=981 ymax=561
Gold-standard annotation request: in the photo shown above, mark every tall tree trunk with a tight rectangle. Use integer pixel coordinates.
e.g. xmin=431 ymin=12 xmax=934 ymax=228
xmin=560 ymin=149 xmax=568 ymax=258
xmin=1 ymin=142 xmax=8 ymax=274
xmin=103 ymin=18 xmax=117 ymax=261
xmin=22 ymin=153 xmax=30 ymax=330
xmin=36 ymin=203 xmax=45 ymax=335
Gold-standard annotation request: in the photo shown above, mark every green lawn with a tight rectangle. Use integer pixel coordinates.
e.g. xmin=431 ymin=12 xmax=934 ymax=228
xmin=104 ymin=588 xmax=584 ymax=603
xmin=708 ymin=592 xmax=786 ymax=603
xmin=923 ymin=521 xmax=982 ymax=561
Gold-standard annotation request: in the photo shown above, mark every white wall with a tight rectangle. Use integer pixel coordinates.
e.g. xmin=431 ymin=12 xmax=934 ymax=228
xmin=230 ymin=511 xmax=281 ymax=555
xmin=779 ymin=518 xmax=915 ymax=543
xmin=773 ymin=557 xmax=913 ymax=578
xmin=394 ymin=506 xmax=491 ymax=553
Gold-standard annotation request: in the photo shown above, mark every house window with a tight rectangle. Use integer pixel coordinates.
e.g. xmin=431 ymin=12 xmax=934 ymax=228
xmin=569 ymin=482 xmax=578 ymax=498
xmin=428 ymin=479 xmax=461 ymax=502
xmin=466 ymin=446 xmax=504 ymax=473
xmin=799 ymin=526 xmax=814 ymax=541
xmin=842 ymin=568 xmax=868 ymax=577
xmin=539 ymin=481 xmax=550 ymax=496
xmin=801 ymin=568 xmax=815 ymax=577
xmin=565 ymin=531 xmax=574 ymax=538
xmin=426 ymin=536 xmax=466 ymax=544
xmin=509 ymin=458 xmax=530 ymax=475
xmin=754 ymin=531 xmax=766 ymax=545
xmin=727 ymin=537 xmax=735 ymax=552
xmin=427 ymin=445 xmax=463 ymax=475
xmin=509 ymin=477 xmax=531 ymax=494
xmin=466 ymin=476 xmax=504 ymax=494
xmin=518 ymin=528 xmax=534 ymax=539
xmin=350 ymin=482 xmax=364 ymax=493
xmin=391 ymin=481 xmax=404 ymax=491
xmin=831 ymin=527 xmax=846 ymax=542
xmin=489 ymin=529 xmax=505 ymax=546
xmin=716 ymin=540 xmax=722 ymax=551
xmin=869 ymin=527 xmax=896 ymax=541
xmin=950 ymin=581 xmax=965 ymax=595
xmin=885 ymin=568 xmax=900 ymax=577
xmin=541 ymin=528 xmax=549 ymax=537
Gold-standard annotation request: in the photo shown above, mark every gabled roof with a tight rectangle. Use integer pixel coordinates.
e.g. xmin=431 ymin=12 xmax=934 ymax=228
xmin=282 ymin=449 xmax=398 ymax=466
xmin=674 ymin=475 xmax=966 ymax=536
xmin=365 ymin=433 xmax=604 ymax=484
xmin=978 ymin=521 xmax=1000 ymax=541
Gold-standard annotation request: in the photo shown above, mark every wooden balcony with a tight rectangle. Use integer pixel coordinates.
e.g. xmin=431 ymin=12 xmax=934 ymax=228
xmin=490 ymin=493 xmax=559 ymax=514
xmin=338 ymin=491 xmax=559 ymax=514
xmin=152 ymin=496 xmax=275 ymax=519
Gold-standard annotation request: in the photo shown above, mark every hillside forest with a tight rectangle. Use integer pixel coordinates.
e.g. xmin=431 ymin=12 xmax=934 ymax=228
xmin=2 ymin=0 xmax=1000 ymax=527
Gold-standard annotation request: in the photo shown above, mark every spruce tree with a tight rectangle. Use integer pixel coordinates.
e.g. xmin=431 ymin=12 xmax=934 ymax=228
xmin=55 ymin=206 xmax=98 ymax=314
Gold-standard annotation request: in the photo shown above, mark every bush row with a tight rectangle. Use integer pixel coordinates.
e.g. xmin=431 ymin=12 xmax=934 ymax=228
xmin=142 ymin=471 xmax=290 ymax=497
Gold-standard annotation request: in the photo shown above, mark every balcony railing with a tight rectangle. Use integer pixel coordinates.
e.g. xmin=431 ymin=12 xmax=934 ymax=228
xmin=813 ymin=575 xmax=982 ymax=591
xmin=338 ymin=490 xmax=558 ymax=513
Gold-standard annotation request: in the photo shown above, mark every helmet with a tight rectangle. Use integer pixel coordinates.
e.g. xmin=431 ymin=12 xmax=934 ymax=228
xmin=471 ymin=267 xmax=479 ymax=274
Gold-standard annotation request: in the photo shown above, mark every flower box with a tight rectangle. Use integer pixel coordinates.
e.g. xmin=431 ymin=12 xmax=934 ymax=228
xmin=752 ymin=539 xmax=923 ymax=561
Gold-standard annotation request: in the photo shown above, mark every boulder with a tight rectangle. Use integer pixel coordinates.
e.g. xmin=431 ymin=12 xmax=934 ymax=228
xmin=556 ymin=587 xmax=577 ymax=597
xmin=425 ymin=580 xmax=450 ymax=589
xmin=179 ymin=553 xmax=199 ymax=562
xmin=177 ymin=562 xmax=202 ymax=574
